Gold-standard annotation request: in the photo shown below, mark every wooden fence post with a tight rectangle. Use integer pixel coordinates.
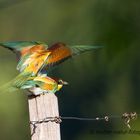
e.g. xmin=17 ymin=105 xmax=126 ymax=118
xmin=28 ymin=93 xmax=61 ymax=140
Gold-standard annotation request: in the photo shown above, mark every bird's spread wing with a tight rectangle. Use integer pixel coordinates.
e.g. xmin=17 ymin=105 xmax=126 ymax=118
xmin=17 ymin=45 xmax=46 ymax=70
xmin=12 ymin=72 xmax=32 ymax=88
xmin=0 ymin=71 xmax=33 ymax=91
xmin=40 ymin=42 xmax=103 ymax=72
xmin=17 ymin=45 xmax=51 ymax=74
xmin=0 ymin=41 xmax=48 ymax=59
xmin=0 ymin=41 xmax=51 ymax=78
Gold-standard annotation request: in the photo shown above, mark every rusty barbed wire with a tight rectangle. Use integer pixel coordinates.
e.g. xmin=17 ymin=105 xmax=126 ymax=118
xmin=30 ymin=112 xmax=138 ymax=136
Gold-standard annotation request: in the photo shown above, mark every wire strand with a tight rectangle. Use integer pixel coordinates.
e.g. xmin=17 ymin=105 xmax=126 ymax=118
xmin=29 ymin=112 xmax=138 ymax=136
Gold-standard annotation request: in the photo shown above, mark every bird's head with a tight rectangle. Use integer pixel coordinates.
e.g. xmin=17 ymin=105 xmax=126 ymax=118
xmin=56 ymin=79 xmax=68 ymax=91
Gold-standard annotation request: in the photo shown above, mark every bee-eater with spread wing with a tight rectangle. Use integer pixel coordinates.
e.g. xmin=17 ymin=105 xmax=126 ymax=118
xmin=0 ymin=41 xmax=103 ymax=93
xmin=0 ymin=41 xmax=103 ymax=72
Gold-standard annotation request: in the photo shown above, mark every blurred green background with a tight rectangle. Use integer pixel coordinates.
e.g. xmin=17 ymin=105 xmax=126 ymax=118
xmin=0 ymin=0 xmax=140 ymax=140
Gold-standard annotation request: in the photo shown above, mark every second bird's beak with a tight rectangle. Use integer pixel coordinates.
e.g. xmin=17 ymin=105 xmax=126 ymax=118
xmin=63 ymin=81 xmax=69 ymax=85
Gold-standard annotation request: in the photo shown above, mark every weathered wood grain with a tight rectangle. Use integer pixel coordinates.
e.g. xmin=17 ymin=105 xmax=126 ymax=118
xmin=28 ymin=93 xmax=61 ymax=140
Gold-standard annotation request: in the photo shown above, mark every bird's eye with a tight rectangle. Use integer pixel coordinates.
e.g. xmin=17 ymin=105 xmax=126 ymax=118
xmin=35 ymin=84 xmax=40 ymax=87
xmin=58 ymin=80 xmax=63 ymax=84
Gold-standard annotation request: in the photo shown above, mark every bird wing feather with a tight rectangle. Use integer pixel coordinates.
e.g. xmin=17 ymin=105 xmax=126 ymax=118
xmin=16 ymin=45 xmax=51 ymax=75
xmin=34 ymin=76 xmax=57 ymax=90
xmin=40 ymin=42 xmax=103 ymax=72
xmin=0 ymin=41 xmax=48 ymax=59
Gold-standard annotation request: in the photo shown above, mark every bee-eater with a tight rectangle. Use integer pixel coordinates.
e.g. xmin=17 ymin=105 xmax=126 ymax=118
xmin=0 ymin=74 xmax=68 ymax=95
xmin=21 ymin=75 xmax=68 ymax=95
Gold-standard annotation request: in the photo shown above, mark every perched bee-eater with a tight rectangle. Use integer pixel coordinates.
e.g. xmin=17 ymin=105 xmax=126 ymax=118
xmin=21 ymin=75 xmax=68 ymax=95
xmin=0 ymin=74 xmax=68 ymax=95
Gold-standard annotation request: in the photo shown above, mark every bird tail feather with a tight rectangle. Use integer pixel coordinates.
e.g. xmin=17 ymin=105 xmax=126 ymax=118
xmin=0 ymin=72 xmax=31 ymax=93
xmin=0 ymin=81 xmax=19 ymax=93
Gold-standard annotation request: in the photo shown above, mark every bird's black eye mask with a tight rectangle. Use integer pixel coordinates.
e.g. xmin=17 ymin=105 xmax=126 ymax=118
xmin=58 ymin=79 xmax=63 ymax=84
xmin=35 ymin=84 xmax=40 ymax=88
